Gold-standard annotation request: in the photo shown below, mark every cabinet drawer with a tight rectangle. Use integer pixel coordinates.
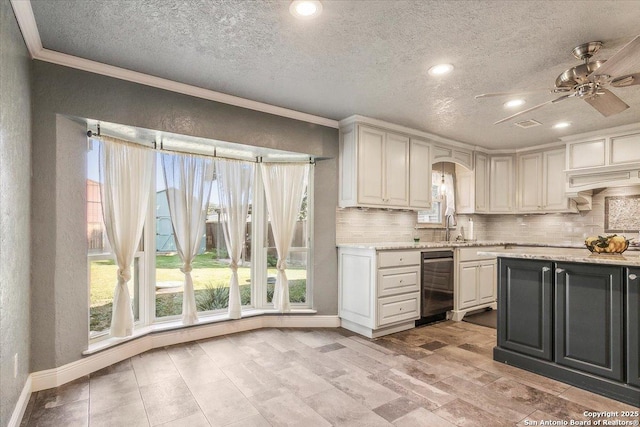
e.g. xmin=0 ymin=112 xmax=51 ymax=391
xmin=378 ymin=267 xmax=420 ymax=297
xmin=377 ymin=292 xmax=420 ymax=327
xmin=457 ymin=246 xmax=501 ymax=262
xmin=378 ymin=251 xmax=420 ymax=268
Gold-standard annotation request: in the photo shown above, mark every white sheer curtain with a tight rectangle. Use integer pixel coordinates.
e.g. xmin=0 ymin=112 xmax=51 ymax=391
xmin=162 ymin=152 xmax=214 ymax=325
xmin=215 ymin=159 xmax=254 ymax=319
xmin=260 ymin=163 xmax=309 ymax=312
xmin=432 ymin=171 xmax=456 ymax=216
xmin=444 ymin=173 xmax=455 ymax=217
xmin=99 ymin=136 xmax=153 ymax=337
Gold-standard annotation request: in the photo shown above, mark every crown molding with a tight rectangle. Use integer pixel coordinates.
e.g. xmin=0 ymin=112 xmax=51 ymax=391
xmin=10 ymin=0 xmax=339 ymax=129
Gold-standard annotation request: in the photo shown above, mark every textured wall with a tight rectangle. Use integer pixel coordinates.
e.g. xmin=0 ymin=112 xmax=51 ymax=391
xmin=30 ymin=61 xmax=339 ymax=371
xmin=0 ymin=1 xmax=32 ymax=426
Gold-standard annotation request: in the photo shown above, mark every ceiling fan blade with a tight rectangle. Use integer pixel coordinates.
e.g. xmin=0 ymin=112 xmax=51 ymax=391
xmin=475 ymin=89 xmax=552 ymax=99
xmin=493 ymin=94 xmax=574 ymax=125
xmin=611 ymin=72 xmax=640 ymax=87
xmin=589 ymin=35 xmax=640 ymax=81
xmin=583 ymin=89 xmax=629 ymax=117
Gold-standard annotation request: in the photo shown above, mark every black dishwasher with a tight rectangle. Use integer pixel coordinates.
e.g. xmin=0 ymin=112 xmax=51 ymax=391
xmin=418 ymin=250 xmax=454 ymax=324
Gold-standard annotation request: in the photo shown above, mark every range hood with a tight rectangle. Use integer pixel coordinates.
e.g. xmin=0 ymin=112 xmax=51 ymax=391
xmin=566 ymin=163 xmax=640 ymax=211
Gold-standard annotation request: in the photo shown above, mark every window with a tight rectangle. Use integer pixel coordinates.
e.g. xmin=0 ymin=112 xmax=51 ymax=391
xmin=86 ymin=134 xmax=314 ymax=341
xmin=417 ymin=162 xmax=455 ymax=227
xmin=264 ymin=187 xmax=311 ymax=306
xmin=86 ymin=139 xmax=143 ymax=338
xmin=417 ymin=183 xmax=444 ymax=224
xmin=154 ymin=155 xmax=254 ymax=319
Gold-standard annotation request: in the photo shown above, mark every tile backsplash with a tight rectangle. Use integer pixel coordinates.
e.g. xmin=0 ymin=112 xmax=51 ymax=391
xmin=336 ymin=186 xmax=640 ymax=244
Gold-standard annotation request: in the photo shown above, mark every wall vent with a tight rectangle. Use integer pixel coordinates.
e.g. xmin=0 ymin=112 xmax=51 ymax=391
xmin=515 ymin=119 xmax=542 ymax=129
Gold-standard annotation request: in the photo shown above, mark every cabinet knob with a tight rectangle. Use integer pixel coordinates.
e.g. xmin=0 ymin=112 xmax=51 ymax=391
xmin=542 ymin=267 xmax=550 ymax=272
xmin=399 ymin=258 xmax=403 ymax=262
xmin=399 ymin=279 xmax=404 ymax=283
xmin=630 ymin=274 xmax=638 ymax=280
xmin=555 ymin=268 xmax=565 ymax=274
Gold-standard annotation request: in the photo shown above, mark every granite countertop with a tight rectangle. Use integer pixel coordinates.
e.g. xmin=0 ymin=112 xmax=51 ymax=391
xmin=336 ymin=241 xmax=587 ymax=250
xmin=338 ymin=241 xmax=640 ymax=266
xmin=477 ymin=247 xmax=640 ymax=267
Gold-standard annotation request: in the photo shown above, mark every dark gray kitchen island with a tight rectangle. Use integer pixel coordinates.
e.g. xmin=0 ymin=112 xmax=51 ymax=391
xmin=478 ymin=247 xmax=640 ymax=406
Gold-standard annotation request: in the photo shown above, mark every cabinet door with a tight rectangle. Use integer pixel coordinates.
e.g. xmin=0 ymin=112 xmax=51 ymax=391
xmin=490 ymin=155 xmax=514 ymax=212
xmin=409 ymin=139 xmax=431 ymax=208
xmin=385 ymin=132 xmax=410 ymax=206
xmin=555 ymin=263 xmax=624 ymax=381
xmin=339 ymin=249 xmax=375 ymax=328
xmin=518 ymin=152 xmax=542 ymax=211
xmin=475 ymin=153 xmax=489 ymax=212
xmin=357 ymin=126 xmax=386 ymax=205
xmin=543 ymin=148 xmax=569 ymax=211
xmin=627 ymin=268 xmax=640 ymax=387
xmin=498 ymin=259 xmax=553 ymax=360
xmin=458 ymin=263 xmax=478 ymax=309
xmin=477 ymin=260 xmax=497 ymax=304
xmin=455 ymin=165 xmax=474 ymax=214
xmin=377 ymin=292 xmax=420 ymax=327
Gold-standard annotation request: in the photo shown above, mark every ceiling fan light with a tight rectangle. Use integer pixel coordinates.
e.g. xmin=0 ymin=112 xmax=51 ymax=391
xmin=553 ymin=122 xmax=571 ymax=129
xmin=289 ymin=0 xmax=322 ymax=19
xmin=428 ymin=63 xmax=454 ymax=76
xmin=504 ymin=99 xmax=525 ymax=108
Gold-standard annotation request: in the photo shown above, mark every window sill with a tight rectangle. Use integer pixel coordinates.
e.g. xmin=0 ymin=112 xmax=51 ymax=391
xmin=84 ymin=308 xmax=318 ymax=356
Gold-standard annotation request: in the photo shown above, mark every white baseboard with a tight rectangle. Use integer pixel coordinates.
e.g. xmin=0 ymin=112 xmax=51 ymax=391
xmin=30 ymin=314 xmax=340 ymax=392
xmin=8 ymin=375 xmax=32 ymax=427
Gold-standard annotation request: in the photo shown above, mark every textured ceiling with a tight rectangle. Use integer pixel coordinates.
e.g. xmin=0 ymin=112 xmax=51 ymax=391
xmin=30 ymin=0 xmax=640 ymax=149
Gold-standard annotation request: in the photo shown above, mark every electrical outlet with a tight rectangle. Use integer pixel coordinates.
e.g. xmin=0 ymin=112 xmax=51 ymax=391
xmin=13 ymin=353 xmax=18 ymax=378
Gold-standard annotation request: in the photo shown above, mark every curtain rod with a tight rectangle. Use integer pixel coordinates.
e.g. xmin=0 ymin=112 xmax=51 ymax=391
xmin=87 ymin=130 xmax=315 ymax=164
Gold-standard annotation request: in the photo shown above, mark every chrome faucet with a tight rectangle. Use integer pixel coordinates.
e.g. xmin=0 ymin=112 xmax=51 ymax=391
xmin=444 ymin=214 xmax=457 ymax=241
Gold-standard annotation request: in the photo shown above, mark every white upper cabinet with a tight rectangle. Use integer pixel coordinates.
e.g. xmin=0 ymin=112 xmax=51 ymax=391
xmin=518 ymin=152 xmax=543 ymax=211
xmin=457 ymin=152 xmax=488 ymax=214
xmin=455 ymin=163 xmax=475 ymax=214
xmin=489 ymin=155 xmax=515 ymax=213
xmin=474 ymin=152 xmax=489 ymax=212
xmin=543 ymin=148 xmax=572 ymax=211
xmin=566 ymin=129 xmax=640 ymax=170
xmin=567 ymin=139 xmax=606 ymax=169
xmin=610 ymin=132 xmax=640 ymax=165
xmin=409 ymin=139 xmax=432 ymax=208
xmin=384 ymin=132 xmax=411 ymax=206
xmin=517 ymin=148 xmax=573 ymax=213
xmin=340 ymin=123 xmax=416 ymax=209
xmin=356 ymin=126 xmax=386 ymax=205
xmin=564 ymin=127 xmax=640 ymax=197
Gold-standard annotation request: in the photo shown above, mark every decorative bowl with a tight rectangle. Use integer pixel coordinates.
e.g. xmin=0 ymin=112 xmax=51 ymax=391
xmin=585 ymin=235 xmax=630 ymax=254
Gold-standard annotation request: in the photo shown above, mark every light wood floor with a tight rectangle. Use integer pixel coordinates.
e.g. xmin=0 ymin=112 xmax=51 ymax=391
xmin=20 ymin=320 xmax=639 ymax=426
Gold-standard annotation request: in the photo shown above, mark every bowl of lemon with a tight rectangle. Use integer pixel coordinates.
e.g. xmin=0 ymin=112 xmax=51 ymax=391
xmin=585 ymin=234 xmax=630 ymax=254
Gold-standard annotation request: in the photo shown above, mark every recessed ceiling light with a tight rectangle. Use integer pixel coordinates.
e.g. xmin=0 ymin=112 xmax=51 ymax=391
xmin=504 ymin=99 xmax=525 ymax=108
xmin=428 ymin=64 xmax=454 ymax=76
xmin=553 ymin=122 xmax=571 ymax=129
xmin=290 ymin=0 xmax=322 ymax=19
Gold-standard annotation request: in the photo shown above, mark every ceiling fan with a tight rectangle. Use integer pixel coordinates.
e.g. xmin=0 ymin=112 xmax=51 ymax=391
xmin=476 ymin=35 xmax=640 ymax=125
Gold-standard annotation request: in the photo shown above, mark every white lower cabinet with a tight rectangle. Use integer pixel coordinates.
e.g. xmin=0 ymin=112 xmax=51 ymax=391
xmin=339 ymin=247 xmax=420 ymax=338
xmin=451 ymin=247 xmax=499 ymax=321
xmin=377 ymin=293 xmax=420 ymax=326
